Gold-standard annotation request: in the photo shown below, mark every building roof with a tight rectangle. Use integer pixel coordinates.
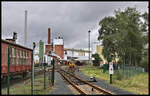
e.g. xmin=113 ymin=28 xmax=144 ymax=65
xmin=74 ymin=56 xmax=94 ymax=61
xmin=2 ymin=39 xmax=33 ymax=51
xmin=64 ymin=48 xmax=90 ymax=52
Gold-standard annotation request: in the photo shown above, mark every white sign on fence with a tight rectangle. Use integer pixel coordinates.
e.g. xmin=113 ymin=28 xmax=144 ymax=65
xmin=109 ymin=62 xmax=114 ymax=74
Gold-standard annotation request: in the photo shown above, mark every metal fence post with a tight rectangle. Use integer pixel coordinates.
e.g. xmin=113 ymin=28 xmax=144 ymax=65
xmin=31 ymin=50 xmax=33 ymax=94
xmin=7 ymin=45 xmax=11 ymax=95
xmin=48 ymin=68 xmax=50 ymax=85
xmin=31 ymin=42 xmax=36 ymax=94
xmin=110 ymin=74 xmax=112 ymax=84
xmin=51 ymin=58 xmax=55 ymax=86
xmin=44 ymin=56 xmax=46 ymax=89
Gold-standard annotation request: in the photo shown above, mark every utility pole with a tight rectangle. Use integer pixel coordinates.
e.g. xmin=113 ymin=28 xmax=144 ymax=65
xmin=88 ymin=30 xmax=91 ymax=75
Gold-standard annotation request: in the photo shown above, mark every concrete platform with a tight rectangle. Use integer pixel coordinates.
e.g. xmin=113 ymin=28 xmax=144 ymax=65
xmin=49 ymin=72 xmax=73 ymax=95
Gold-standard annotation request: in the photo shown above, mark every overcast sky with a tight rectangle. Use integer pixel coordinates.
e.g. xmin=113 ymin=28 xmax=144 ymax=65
xmin=2 ymin=1 xmax=148 ymax=50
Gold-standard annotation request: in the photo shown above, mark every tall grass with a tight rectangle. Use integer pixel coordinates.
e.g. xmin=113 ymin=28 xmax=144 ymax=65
xmin=2 ymin=73 xmax=53 ymax=95
xmin=80 ymin=66 xmax=148 ymax=94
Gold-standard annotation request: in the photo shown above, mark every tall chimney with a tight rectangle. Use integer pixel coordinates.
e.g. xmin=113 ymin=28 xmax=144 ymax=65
xmin=24 ymin=10 xmax=27 ymax=46
xmin=48 ymin=28 xmax=51 ymax=44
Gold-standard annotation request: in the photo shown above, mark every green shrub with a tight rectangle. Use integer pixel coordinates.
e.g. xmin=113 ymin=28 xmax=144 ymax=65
xmin=139 ymin=55 xmax=148 ymax=72
xmin=114 ymin=70 xmax=124 ymax=80
xmin=92 ymin=53 xmax=102 ymax=66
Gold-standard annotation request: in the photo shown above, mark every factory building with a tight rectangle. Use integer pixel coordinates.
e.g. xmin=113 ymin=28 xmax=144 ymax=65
xmin=64 ymin=48 xmax=91 ymax=62
xmin=45 ymin=28 xmax=53 ymax=54
xmin=53 ymin=37 xmax=64 ymax=59
xmin=45 ymin=28 xmax=64 ymax=60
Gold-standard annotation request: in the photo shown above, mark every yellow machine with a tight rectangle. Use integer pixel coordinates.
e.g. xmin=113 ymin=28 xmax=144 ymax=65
xmin=68 ymin=59 xmax=76 ymax=73
xmin=69 ymin=63 xmax=75 ymax=68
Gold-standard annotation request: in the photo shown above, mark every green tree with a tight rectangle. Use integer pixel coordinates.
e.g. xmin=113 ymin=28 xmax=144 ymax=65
xmin=98 ymin=7 xmax=147 ymax=69
xmin=92 ymin=53 xmax=102 ymax=66
xmin=139 ymin=12 xmax=149 ymax=72
xmin=98 ymin=16 xmax=118 ymax=60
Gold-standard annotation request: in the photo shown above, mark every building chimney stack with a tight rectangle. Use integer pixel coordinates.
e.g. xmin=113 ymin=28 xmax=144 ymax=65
xmin=13 ymin=32 xmax=17 ymax=42
xmin=48 ymin=28 xmax=51 ymax=44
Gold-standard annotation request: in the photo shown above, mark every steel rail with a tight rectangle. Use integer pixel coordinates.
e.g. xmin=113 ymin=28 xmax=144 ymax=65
xmin=74 ymin=74 xmax=114 ymax=95
xmin=58 ymin=70 xmax=87 ymax=95
xmin=59 ymin=68 xmax=115 ymax=95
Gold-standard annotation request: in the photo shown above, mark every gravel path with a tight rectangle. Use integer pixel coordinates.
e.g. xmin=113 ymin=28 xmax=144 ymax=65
xmin=50 ymin=66 xmax=136 ymax=95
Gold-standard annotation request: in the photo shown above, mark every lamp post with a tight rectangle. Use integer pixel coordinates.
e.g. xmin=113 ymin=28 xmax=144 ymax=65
xmin=88 ymin=30 xmax=91 ymax=76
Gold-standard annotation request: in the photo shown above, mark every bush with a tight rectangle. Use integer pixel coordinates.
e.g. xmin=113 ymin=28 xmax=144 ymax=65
xmin=114 ymin=70 xmax=124 ymax=80
xmin=139 ymin=55 xmax=148 ymax=72
xmin=92 ymin=53 xmax=102 ymax=66
xmin=93 ymin=60 xmax=100 ymax=66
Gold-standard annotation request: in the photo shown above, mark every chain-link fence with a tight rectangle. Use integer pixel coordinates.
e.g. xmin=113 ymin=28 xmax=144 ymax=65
xmin=115 ymin=64 xmax=145 ymax=79
xmin=102 ymin=63 xmax=145 ymax=80
xmin=1 ymin=67 xmax=53 ymax=95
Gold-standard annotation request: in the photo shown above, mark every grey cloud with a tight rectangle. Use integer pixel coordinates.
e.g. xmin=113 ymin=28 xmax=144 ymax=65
xmin=2 ymin=2 xmax=148 ymax=49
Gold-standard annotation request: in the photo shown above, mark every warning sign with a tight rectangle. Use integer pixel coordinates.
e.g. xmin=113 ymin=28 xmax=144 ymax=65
xmin=109 ymin=62 xmax=114 ymax=74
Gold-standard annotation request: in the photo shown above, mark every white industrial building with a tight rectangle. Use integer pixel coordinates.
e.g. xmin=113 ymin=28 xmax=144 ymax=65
xmin=63 ymin=48 xmax=92 ymax=61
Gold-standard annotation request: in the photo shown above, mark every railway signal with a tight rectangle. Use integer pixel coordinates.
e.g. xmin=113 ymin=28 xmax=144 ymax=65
xmin=109 ymin=62 xmax=114 ymax=84
xmin=109 ymin=54 xmax=114 ymax=84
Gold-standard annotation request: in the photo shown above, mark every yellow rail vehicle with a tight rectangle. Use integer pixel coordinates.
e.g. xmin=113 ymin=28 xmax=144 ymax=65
xmin=68 ymin=63 xmax=76 ymax=73
xmin=69 ymin=63 xmax=75 ymax=68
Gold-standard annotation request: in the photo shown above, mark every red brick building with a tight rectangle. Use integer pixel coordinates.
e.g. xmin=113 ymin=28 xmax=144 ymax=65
xmin=45 ymin=28 xmax=64 ymax=59
xmin=54 ymin=45 xmax=64 ymax=59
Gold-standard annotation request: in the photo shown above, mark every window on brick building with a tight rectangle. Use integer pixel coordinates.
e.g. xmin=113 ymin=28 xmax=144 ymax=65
xmin=24 ymin=50 xmax=26 ymax=58
xmin=21 ymin=50 xmax=23 ymax=57
xmin=11 ymin=47 xmax=15 ymax=57
xmin=17 ymin=49 xmax=19 ymax=57
xmin=17 ymin=49 xmax=19 ymax=65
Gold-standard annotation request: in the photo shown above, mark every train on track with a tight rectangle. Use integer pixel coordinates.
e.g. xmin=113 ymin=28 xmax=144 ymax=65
xmin=1 ymin=39 xmax=33 ymax=79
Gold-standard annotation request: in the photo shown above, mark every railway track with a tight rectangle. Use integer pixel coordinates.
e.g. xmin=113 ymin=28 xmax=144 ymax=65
xmin=1 ymin=67 xmax=47 ymax=89
xmin=58 ymin=68 xmax=114 ymax=95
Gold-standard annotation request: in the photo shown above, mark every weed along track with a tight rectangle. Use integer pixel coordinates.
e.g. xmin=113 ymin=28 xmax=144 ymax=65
xmin=58 ymin=68 xmax=114 ymax=95
xmin=2 ymin=67 xmax=45 ymax=89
